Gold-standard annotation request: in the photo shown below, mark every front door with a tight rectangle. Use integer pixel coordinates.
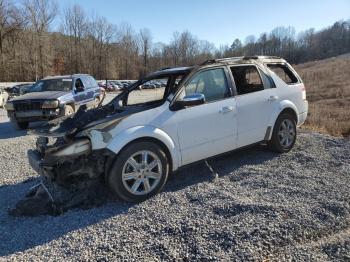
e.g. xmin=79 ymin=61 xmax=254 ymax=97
xmin=174 ymin=67 xmax=238 ymax=166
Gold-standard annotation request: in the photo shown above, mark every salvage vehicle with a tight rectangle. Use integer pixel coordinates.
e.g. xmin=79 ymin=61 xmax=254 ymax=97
xmin=5 ymin=74 xmax=102 ymax=129
xmin=27 ymin=56 xmax=308 ymax=202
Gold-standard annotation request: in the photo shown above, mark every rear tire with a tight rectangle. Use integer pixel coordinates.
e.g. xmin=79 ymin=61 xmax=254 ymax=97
xmin=268 ymin=113 xmax=297 ymax=153
xmin=107 ymin=141 xmax=169 ymax=202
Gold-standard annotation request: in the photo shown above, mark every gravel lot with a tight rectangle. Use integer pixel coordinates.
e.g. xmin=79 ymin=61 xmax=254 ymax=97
xmin=0 ymin=101 xmax=349 ymax=260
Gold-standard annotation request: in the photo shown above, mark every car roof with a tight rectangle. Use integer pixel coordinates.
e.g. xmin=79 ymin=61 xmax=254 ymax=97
xmin=146 ymin=56 xmax=288 ymax=79
xmin=147 ymin=66 xmax=194 ymax=78
xmin=200 ymin=56 xmax=287 ymax=67
xmin=43 ymin=74 xmax=90 ymax=80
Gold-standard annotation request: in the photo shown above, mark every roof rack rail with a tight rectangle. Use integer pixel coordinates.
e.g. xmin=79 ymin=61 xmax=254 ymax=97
xmin=243 ymin=55 xmax=281 ymax=60
xmin=200 ymin=55 xmax=282 ymax=66
xmin=161 ymin=67 xmax=171 ymax=70
xmin=200 ymin=59 xmax=217 ymax=65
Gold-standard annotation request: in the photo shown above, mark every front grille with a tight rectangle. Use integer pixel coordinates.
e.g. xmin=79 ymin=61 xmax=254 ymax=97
xmin=14 ymin=101 xmax=42 ymax=111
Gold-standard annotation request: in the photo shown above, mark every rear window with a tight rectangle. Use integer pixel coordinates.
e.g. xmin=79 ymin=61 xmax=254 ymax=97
xmin=267 ymin=64 xmax=299 ymax=84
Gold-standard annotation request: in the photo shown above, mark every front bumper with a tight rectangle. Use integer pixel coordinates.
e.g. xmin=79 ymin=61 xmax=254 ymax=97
xmin=27 ymin=137 xmax=93 ymax=181
xmin=8 ymin=109 xmax=61 ymax=122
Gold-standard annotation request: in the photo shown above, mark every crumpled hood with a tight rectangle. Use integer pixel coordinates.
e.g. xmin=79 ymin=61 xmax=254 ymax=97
xmin=29 ymin=103 xmax=154 ymax=138
xmin=10 ymin=91 xmax=69 ymax=101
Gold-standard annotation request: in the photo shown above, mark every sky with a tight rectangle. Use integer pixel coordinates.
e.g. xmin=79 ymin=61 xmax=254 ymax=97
xmin=56 ymin=0 xmax=350 ymax=47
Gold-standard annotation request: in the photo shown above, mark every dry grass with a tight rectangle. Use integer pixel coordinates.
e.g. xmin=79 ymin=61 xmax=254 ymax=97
xmin=294 ymin=54 xmax=350 ymax=137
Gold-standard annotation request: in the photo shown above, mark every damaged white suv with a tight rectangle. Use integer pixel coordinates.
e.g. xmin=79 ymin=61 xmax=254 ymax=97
xmin=28 ymin=56 xmax=308 ymax=202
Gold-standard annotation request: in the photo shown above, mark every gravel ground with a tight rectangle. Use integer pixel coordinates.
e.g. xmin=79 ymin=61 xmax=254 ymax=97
xmin=0 ymin=108 xmax=349 ymax=260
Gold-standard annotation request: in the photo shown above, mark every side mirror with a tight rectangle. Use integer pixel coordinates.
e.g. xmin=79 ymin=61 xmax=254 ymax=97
xmin=171 ymin=93 xmax=205 ymax=110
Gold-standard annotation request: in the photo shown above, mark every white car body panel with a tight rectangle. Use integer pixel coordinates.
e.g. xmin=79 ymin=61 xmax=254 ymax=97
xmin=235 ymin=88 xmax=274 ymax=147
xmin=172 ymin=97 xmax=237 ymax=166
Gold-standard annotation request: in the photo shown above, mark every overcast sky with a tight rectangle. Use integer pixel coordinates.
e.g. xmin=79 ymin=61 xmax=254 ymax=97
xmin=56 ymin=0 xmax=350 ymax=47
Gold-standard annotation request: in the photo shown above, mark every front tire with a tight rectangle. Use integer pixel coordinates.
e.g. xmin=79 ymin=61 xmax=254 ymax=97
xmin=63 ymin=105 xmax=74 ymax=116
xmin=93 ymin=97 xmax=100 ymax=108
xmin=12 ymin=120 xmax=29 ymax=130
xmin=268 ymin=113 xmax=297 ymax=153
xmin=107 ymin=141 xmax=169 ymax=202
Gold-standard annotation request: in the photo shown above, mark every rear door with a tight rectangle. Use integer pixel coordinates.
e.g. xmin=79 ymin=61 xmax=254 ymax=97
xmin=230 ymin=65 xmax=276 ymax=147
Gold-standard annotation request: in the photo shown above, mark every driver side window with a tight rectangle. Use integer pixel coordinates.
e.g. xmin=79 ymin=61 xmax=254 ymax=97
xmin=184 ymin=68 xmax=230 ymax=102
xmin=75 ymin=78 xmax=84 ymax=89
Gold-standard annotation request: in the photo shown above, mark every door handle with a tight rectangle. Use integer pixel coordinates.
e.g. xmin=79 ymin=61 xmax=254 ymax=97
xmin=268 ymin=95 xmax=278 ymax=102
xmin=220 ymin=106 xmax=234 ymax=113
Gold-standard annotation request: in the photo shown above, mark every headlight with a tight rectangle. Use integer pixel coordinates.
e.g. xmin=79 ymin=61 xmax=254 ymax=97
xmin=42 ymin=100 xmax=59 ymax=109
xmin=4 ymin=101 xmax=14 ymax=111
xmin=51 ymin=139 xmax=91 ymax=157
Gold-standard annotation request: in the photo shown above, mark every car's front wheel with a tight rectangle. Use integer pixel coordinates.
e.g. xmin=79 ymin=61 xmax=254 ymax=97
xmin=107 ymin=141 xmax=169 ymax=202
xmin=15 ymin=121 xmax=29 ymax=130
xmin=63 ymin=105 xmax=74 ymax=116
xmin=268 ymin=113 xmax=297 ymax=153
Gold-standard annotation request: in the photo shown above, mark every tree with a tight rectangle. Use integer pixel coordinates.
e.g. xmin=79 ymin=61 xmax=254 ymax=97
xmin=24 ymin=0 xmax=57 ymax=79
xmin=61 ymin=4 xmax=87 ymax=73
xmin=139 ymin=28 xmax=151 ymax=76
xmin=0 ymin=0 xmax=24 ymax=79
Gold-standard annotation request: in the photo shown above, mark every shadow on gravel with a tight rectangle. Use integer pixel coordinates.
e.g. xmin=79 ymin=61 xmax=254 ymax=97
xmin=0 ymin=178 xmax=133 ymax=256
xmin=0 ymin=121 xmax=27 ymax=139
xmin=0 ymin=120 xmax=47 ymax=139
xmin=0 ymin=144 xmax=277 ymax=256
xmin=165 ymin=144 xmax=278 ymax=193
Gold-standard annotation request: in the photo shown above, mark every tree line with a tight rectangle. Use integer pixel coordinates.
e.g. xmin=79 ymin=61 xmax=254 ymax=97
xmin=0 ymin=0 xmax=349 ymax=82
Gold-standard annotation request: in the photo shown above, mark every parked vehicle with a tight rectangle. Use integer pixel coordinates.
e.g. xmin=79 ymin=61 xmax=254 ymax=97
xmin=0 ymin=87 xmax=9 ymax=108
xmin=5 ymin=83 xmax=33 ymax=98
xmin=5 ymin=74 xmax=101 ymax=129
xmin=27 ymin=56 xmax=308 ymax=202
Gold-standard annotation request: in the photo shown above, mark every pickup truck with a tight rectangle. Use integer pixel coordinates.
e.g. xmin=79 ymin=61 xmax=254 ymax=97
xmin=5 ymin=74 xmax=102 ymax=129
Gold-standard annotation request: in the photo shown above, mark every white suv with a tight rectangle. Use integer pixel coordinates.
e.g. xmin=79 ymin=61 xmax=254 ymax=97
xmin=28 ymin=56 xmax=308 ymax=202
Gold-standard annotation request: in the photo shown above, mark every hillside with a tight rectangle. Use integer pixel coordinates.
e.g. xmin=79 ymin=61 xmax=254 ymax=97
xmin=294 ymin=54 xmax=350 ymax=137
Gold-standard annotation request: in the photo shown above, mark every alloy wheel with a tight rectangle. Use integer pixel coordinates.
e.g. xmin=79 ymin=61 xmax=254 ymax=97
xmin=121 ymin=150 xmax=162 ymax=195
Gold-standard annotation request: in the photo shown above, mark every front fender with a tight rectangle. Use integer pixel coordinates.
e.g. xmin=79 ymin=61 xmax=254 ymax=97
xmin=90 ymin=125 xmax=180 ymax=171
xmin=266 ymin=100 xmax=298 ymax=140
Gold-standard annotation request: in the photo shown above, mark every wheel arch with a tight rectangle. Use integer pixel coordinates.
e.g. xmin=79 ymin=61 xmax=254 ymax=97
xmin=63 ymin=102 xmax=76 ymax=112
xmin=106 ymin=126 xmax=180 ymax=171
xmin=266 ymin=101 xmax=298 ymax=140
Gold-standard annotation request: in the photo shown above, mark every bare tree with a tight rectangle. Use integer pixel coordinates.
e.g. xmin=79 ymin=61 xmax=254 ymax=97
xmin=61 ymin=4 xmax=87 ymax=73
xmin=0 ymin=0 xmax=25 ymax=79
xmin=24 ymin=0 xmax=57 ymax=79
xmin=139 ymin=28 xmax=151 ymax=76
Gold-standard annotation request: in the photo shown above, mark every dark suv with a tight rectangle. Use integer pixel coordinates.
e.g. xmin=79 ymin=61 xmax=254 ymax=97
xmin=5 ymin=74 xmax=101 ymax=129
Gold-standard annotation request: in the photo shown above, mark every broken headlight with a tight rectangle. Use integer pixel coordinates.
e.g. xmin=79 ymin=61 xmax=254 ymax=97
xmin=51 ymin=138 xmax=91 ymax=157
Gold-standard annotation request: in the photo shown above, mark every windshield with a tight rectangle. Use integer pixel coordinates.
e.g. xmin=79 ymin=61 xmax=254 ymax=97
xmin=29 ymin=79 xmax=73 ymax=92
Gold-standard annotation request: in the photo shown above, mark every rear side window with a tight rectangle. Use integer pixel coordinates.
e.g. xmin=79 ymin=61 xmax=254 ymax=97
xmin=81 ymin=76 xmax=93 ymax=89
xmin=267 ymin=64 xmax=299 ymax=84
xmin=88 ymin=76 xmax=98 ymax=88
xmin=230 ymin=66 xmax=264 ymax=95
